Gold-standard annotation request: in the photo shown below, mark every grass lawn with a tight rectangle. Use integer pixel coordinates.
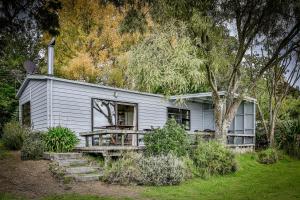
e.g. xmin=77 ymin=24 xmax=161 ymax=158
xmin=143 ymin=154 xmax=300 ymax=200
xmin=1 ymin=154 xmax=300 ymax=200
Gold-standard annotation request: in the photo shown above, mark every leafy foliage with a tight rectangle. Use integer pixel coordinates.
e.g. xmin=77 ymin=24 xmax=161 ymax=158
xmin=44 ymin=126 xmax=79 ymax=152
xmin=276 ymin=119 xmax=300 ymax=159
xmin=2 ymin=121 xmax=28 ymax=150
xmin=21 ymin=131 xmax=45 ymax=160
xmin=191 ymin=140 xmax=237 ymax=178
xmin=257 ymin=148 xmax=279 ymax=164
xmin=103 ymin=152 xmax=142 ymax=185
xmin=144 ymin=119 xmax=189 ymax=156
xmin=0 ymin=83 xmax=18 ymax=135
xmin=51 ymin=0 xmax=144 ymax=87
xmin=103 ymin=152 xmax=189 ymax=186
xmin=138 ymin=153 xmax=188 ymax=186
xmin=127 ymin=21 xmax=208 ymax=95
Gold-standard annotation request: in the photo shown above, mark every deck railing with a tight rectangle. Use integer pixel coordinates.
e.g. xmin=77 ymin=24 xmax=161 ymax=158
xmin=79 ymin=129 xmax=148 ymax=147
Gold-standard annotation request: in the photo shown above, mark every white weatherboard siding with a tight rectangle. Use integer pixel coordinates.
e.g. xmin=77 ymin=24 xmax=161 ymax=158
xmin=17 ymin=75 xmax=256 ymax=147
xmin=19 ymin=80 xmax=48 ymax=131
xmin=51 ymin=80 xmax=203 ymax=134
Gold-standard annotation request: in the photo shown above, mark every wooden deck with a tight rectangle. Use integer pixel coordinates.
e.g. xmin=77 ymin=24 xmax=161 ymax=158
xmin=76 ymin=129 xmax=148 ymax=156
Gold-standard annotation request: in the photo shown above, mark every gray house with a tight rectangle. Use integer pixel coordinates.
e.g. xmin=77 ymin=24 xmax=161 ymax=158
xmin=16 ymin=75 xmax=256 ymax=152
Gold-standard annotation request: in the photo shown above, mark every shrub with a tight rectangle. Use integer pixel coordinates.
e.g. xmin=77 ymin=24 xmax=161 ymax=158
xmin=103 ymin=152 xmax=189 ymax=186
xmin=257 ymin=148 xmax=278 ymax=164
xmin=21 ymin=131 xmax=45 ymax=160
xmin=2 ymin=121 xmax=28 ymax=150
xmin=144 ymin=119 xmax=189 ymax=156
xmin=103 ymin=152 xmax=142 ymax=185
xmin=138 ymin=153 xmax=188 ymax=186
xmin=276 ymin=119 xmax=300 ymax=158
xmin=44 ymin=126 xmax=79 ymax=152
xmin=191 ymin=140 xmax=237 ymax=178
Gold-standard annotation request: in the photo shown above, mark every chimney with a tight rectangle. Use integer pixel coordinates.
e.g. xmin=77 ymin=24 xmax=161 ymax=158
xmin=47 ymin=37 xmax=55 ymax=76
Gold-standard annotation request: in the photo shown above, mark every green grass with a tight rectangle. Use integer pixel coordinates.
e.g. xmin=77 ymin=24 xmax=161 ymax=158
xmin=143 ymin=154 xmax=300 ymax=200
xmin=1 ymin=154 xmax=300 ymax=200
xmin=43 ymin=194 xmax=132 ymax=200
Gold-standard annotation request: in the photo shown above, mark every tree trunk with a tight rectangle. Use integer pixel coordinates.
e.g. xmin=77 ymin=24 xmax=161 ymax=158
xmin=213 ymin=95 xmax=242 ymax=145
xmin=268 ymin=109 xmax=277 ymax=147
xmin=214 ymin=99 xmax=227 ymax=145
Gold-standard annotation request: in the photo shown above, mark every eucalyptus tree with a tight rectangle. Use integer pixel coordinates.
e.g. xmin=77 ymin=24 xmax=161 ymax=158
xmin=114 ymin=0 xmax=300 ymax=144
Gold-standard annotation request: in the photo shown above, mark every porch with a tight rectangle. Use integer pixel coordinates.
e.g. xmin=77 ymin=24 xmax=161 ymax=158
xmin=75 ymin=129 xmax=148 ymax=157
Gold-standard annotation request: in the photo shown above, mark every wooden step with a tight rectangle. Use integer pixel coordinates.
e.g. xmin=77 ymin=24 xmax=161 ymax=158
xmin=65 ymin=166 xmax=99 ymax=174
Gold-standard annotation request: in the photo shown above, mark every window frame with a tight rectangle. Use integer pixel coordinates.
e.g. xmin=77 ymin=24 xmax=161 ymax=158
xmin=91 ymin=98 xmax=138 ymax=131
xmin=21 ymin=101 xmax=31 ymax=127
xmin=167 ymin=107 xmax=191 ymax=131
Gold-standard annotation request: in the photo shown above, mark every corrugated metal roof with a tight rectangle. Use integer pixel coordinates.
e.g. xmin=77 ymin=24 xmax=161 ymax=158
xmin=16 ymin=75 xmax=257 ymax=102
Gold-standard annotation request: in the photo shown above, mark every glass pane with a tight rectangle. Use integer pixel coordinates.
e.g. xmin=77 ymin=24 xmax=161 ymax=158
xmin=235 ymin=115 xmax=244 ymax=130
xmin=167 ymin=108 xmax=190 ymax=130
xmin=244 ymin=137 xmax=254 ymax=144
xmin=203 ymin=111 xmax=214 ymax=130
xmin=237 ymin=103 xmax=244 ymax=114
xmin=245 ymin=129 xmax=254 ymax=135
xmin=245 ymin=115 xmax=254 ymax=129
xmin=227 ymin=136 xmax=234 ymax=144
xmin=22 ymin=102 xmax=31 ymax=127
xmin=234 ymin=136 xmax=243 ymax=144
xmin=93 ymin=99 xmax=116 ymax=130
xmin=244 ymin=103 xmax=254 ymax=114
xmin=235 ymin=130 xmax=244 ymax=134
xmin=117 ymin=104 xmax=135 ymax=127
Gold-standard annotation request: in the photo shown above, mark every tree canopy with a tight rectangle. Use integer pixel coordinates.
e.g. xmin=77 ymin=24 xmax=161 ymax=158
xmin=127 ymin=21 xmax=208 ymax=95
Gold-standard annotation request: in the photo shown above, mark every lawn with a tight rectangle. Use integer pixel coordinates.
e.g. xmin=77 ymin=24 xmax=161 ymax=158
xmin=1 ymin=154 xmax=300 ymax=200
xmin=143 ymin=154 xmax=300 ymax=200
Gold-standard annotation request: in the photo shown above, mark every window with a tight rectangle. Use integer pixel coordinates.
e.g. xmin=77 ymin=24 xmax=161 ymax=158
xmin=167 ymin=108 xmax=190 ymax=130
xmin=227 ymin=102 xmax=255 ymax=146
xmin=92 ymin=99 xmax=137 ymax=131
xmin=22 ymin=102 xmax=31 ymax=127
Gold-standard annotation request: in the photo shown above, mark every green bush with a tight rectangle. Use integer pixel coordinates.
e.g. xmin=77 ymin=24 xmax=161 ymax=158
xmin=2 ymin=121 xmax=28 ymax=150
xmin=21 ymin=131 xmax=45 ymax=160
xmin=103 ymin=152 xmax=190 ymax=186
xmin=191 ymin=140 xmax=237 ymax=178
xmin=44 ymin=126 xmax=79 ymax=152
xmin=103 ymin=152 xmax=142 ymax=185
xmin=138 ymin=153 xmax=188 ymax=186
xmin=276 ymin=119 xmax=300 ymax=158
xmin=144 ymin=119 xmax=189 ymax=156
xmin=257 ymin=148 xmax=278 ymax=164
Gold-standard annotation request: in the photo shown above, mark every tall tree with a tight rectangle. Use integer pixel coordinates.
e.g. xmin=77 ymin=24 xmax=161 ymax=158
xmin=117 ymin=0 xmax=300 ymax=144
xmin=0 ymin=0 xmax=61 ymax=133
xmin=126 ymin=21 xmax=209 ymax=95
xmin=49 ymin=0 xmax=146 ymax=86
xmin=254 ymin=55 xmax=300 ymax=147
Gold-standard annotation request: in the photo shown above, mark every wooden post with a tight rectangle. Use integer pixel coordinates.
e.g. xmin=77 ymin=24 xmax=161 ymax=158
xmin=121 ymin=134 xmax=124 ymax=146
xmin=85 ymin=136 xmax=89 ymax=147
xmin=99 ymin=134 xmax=103 ymax=146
